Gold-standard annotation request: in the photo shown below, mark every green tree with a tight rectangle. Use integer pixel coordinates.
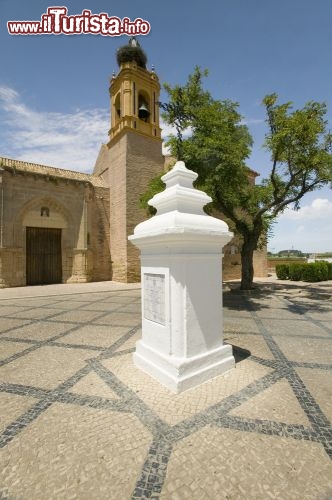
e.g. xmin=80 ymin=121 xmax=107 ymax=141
xmin=142 ymin=68 xmax=332 ymax=290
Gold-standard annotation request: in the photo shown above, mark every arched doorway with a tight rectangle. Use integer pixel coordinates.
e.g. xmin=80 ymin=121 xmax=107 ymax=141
xmin=26 ymin=227 xmax=62 ymax=285
xmin=22 ymin=199 xmax=69 ymax=286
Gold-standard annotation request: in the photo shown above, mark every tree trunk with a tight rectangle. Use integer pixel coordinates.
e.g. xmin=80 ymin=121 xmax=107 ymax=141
xmin=240 ymin=238 xmax=255 ymax=290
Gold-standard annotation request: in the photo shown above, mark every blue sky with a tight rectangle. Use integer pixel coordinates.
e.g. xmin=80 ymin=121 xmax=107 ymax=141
xmin=1 ymin=0 xmax=331 ymax=253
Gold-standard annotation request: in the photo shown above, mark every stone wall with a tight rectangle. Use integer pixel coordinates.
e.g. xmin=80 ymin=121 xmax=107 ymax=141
xmin=89 ymin=185 xmax=112 ymax=282
xmin=223 ymin=242 xmax=267 ymax=281
xmin=0 ymin=168 xmax=111 ymax=287
xmin=212 ymin=211 xmax=267 ymax=281
xmin=267 ymin=258 xmax=307 ymax=273
xmin=253 ymin=247 xmax=268 ymax=278
xmin=222 ymin=252 xmax=268 ymax=281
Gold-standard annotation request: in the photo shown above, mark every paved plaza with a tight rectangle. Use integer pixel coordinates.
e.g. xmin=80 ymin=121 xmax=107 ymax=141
xmin=0 ymin=278 xmax=331 ymax=499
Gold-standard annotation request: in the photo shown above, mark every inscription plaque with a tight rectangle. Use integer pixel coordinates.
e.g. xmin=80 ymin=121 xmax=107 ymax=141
xmin=144 ymin=273 xmax=165 ymax=325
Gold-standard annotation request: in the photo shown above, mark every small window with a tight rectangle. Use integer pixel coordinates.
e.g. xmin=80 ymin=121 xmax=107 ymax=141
xmin=41 ymin=207 xmax=50 ymax=217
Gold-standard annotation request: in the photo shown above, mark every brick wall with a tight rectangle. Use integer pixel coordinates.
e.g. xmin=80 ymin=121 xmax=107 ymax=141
xmin=107 ymin=130 xmax=164 ymax=283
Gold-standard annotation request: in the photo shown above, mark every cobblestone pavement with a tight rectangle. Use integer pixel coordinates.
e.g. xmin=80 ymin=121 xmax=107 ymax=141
xmin=0 ymin=279 xmax=331 ymax=499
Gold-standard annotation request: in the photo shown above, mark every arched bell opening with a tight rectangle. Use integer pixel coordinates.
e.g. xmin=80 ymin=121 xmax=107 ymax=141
xmin=114 ymin=93 xmax=121 ymax=121
xmin=138 ymin=91 xmax=150 ymax=122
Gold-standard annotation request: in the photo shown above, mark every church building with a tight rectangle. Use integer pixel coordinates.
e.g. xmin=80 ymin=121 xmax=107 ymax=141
xmin=0 ymin=39 xmax=266 ymax=288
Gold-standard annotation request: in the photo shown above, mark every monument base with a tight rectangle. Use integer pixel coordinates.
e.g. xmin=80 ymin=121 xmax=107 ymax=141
xmin=134 ymin=340 xmax=235 ymax=394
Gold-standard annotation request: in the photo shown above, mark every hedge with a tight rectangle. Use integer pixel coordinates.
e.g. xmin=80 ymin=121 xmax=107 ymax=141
xmin=276 ymin=261 xmax=330 ymax=282
xmin=327 ymin=262 xmax=332 ymax=280
xmin=275 ymin=264 xmax=289 ymax=280
xmin=302 ymin=262 xmax=328 ymax=282
xmin=288 ymin=263 xmax=306 ymax=281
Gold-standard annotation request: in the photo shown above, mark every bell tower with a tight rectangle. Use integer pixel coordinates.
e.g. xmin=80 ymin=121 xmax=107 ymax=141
xmin=104 ymin=38 xmax=165 ymax=282
xmin=109 ymin=38 xmax=162 ymax=144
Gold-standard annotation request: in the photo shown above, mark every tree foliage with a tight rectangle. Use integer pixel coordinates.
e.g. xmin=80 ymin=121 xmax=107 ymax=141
xmin=262 ymin=94 xmax=332 ymax=214
xmin=142 ymin=68 xmax=332 ymax=289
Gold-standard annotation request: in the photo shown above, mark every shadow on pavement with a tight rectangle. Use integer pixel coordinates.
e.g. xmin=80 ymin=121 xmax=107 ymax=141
xmin=223 ymin=280 xmax=332 ymax=315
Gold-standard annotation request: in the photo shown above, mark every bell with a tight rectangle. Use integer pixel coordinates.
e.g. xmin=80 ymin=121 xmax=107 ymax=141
xmin=138 ymin=103 xmax=150 ymax=120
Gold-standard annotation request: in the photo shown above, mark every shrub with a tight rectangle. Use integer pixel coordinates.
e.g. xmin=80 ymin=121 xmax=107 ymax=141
xmin=288 ymin=263 xmax=306 ymax=281
xmin=315 ymin=261 xmax=329 ymax=281
xmin=322 ymin=261 xmax=332 ymax=280
xmin=275 ymin=261 xmax=331 ymax=282
xmin=302 ymin=262 xmax=329 ymax=282
xmin=276 ymin=264 xmax=289 ymax=280
xmin=328 ymin=263 xmax=332 ymax=280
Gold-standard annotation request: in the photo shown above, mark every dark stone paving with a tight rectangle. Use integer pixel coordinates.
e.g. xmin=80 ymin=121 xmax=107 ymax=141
xmin=0 ymin=280 xmax=331 ymax=499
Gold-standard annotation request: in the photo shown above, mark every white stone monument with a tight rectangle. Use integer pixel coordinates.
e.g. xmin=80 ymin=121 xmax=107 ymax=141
xmin=129 ymin=161 xmax=235 ymax=393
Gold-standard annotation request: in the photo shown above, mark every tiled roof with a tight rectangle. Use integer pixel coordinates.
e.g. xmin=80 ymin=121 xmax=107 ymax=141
xmin=0 ymin=157 xmax=107 ymax=188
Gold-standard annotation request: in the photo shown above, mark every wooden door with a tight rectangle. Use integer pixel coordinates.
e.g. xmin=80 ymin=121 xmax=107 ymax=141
xmin=26 ymin=227 xmax=62 ymax=285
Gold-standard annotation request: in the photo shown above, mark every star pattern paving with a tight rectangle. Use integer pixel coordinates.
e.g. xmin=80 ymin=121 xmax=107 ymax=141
xmin=0 ymin=281 xmax=331 ymax=499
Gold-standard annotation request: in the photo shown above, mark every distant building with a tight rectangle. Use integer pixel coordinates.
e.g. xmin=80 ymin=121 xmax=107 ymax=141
xmin=278 ymin=249 xmax=305 ymax=257
xmin=0 ymin=39 xmax=266 ymax=287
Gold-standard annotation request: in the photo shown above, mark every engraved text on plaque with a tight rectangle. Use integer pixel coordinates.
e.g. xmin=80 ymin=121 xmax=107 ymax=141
xmin=144 ymin=273 xmax=165 ymax=325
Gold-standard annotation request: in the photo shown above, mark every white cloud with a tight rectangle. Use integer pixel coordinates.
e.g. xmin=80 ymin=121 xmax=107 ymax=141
xmin=0 ymin=85 xmax=109 ymax=172
xmin=160 ymin=120 xmax=177 ymax=139
xmin=240 ymin=118 xmax=264 ymax=126
xmin=0 ymin=87 xmax=187 ymax=170
xmin=280 ymin=198 xmax=332 ymax=221
xmin=268 ymin=198 xmax=332 ymax=253
xmin=160 ymin=119 xmax=193 ymax=157
xmin=160 ymin=119 xmax=192 ymax=141
xmin=160 ymin=120 xmax=175 ymax=156
xmin=162 ymin=143 xmax=171 ymax=155
xmin=0 ymin=87 xmax=19 ymax=102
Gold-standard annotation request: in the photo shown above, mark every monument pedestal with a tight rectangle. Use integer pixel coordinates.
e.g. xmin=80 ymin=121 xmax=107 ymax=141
xmin=134 ymin=341 xmax=234 ymax=394
xmin=129 ymin=161 xmax=235 ymax=393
